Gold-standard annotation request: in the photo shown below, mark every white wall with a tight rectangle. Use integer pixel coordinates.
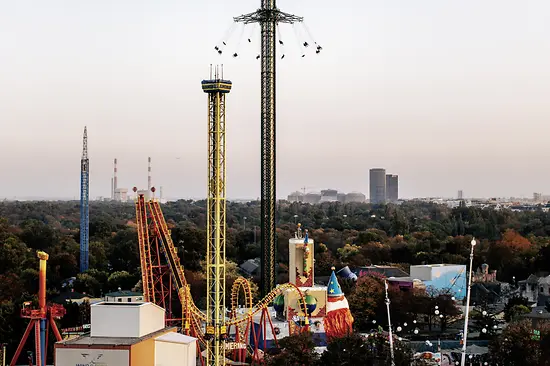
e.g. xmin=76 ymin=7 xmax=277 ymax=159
xmin=56 ymin=348 xmax=129 ymax=366
xmin=91 ymin=304 xmax=140 ymax=338
xmin=91 ymin=302 xmax=165 ymax=338
xmin=155 ymin=339 xmax=196 ymax=366
xmin=410 ymin=265 xmax=433 ymax=281
xmin=139 ymin=302 xmax=166 ymax=337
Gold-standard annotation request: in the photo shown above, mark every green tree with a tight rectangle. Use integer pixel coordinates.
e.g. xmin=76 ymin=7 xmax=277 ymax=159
xmin=73 ymin=273 xmax=101 ymax=297
xmin=319 ymin=333 xmax=369 ymax=365
xmin=323 ymin=331 xmax=413 ymax=366
xmin=507 ymin=304 xmax=531 ymax=321
xmin=504 ymin=296 xmax=529 ymax=322
xmin=264 ymin=332 xmax=319 ymax=366
xmin=107 ymin=271 xmax=137 ymax=292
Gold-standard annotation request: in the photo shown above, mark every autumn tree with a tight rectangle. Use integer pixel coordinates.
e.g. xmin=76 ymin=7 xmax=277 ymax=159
xmin=489 ymin=320 xmax=550 ymax=365
xmin=347 ymin=276 xmax=384 ymax=331
xmin=500 ymin=229 xmax=533 ymax=252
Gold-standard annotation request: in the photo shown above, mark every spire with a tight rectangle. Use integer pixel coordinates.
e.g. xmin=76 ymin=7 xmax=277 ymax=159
xmin=81 ymin=126 xmax=88 ymax=160
xmin=327 ymin=266 xmax=343 ymax=297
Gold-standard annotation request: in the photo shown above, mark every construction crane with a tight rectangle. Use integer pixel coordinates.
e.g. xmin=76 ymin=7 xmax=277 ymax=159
xmin=10 ymin=251 xmax=65 ymax=366
xmin=79 ymin=126 xmax=89 ymax=272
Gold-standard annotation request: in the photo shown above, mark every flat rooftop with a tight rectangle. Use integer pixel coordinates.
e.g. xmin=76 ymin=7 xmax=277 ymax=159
xmin=57 ymin=327 xmax=176 ymax=347
xmin=411 ymin=264 xmax=465 ymax=268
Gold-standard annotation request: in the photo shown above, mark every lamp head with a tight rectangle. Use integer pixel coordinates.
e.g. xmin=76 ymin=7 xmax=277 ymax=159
xmin=471 ymin=238 xmax=477 ymax=246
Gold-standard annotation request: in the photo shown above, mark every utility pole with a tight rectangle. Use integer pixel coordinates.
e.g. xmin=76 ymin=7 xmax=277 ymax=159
xmin=1 ymin=343 xmax=6 ymax=366
xmin=234 ymin=1 xmax=303 ymax=296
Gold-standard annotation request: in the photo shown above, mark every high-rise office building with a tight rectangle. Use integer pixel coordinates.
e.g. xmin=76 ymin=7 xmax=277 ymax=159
xmin=386 ymin=175 xmax=398 ymax=202
xmin=369 ymin=168 xmax=386 ymax=204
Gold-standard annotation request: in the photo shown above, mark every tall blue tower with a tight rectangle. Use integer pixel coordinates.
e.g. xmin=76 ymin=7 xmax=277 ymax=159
xmin=80 ymin=126 xmax=90 ymax=272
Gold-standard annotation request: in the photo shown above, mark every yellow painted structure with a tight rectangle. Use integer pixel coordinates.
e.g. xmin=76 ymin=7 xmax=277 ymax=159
xmin=202 ymin=71 xmax=232 ymax=366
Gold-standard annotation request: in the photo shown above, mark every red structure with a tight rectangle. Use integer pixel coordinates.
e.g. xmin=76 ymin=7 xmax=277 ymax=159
xmin=134 ymin=190 xmax=175 ymax=324
xmin=10 ymin=251 xmax=65 ymax=366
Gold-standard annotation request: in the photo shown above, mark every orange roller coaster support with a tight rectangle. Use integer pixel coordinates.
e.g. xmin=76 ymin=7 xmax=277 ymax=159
xmin=10 ymin=252 xmax=65 ymax=366
xmin=135 ymin=193 xmax=155 ymax=303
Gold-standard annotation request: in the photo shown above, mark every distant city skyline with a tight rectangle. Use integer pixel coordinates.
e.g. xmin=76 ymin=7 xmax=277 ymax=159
xmin=1 ymin=1 xmax=550 ymax=200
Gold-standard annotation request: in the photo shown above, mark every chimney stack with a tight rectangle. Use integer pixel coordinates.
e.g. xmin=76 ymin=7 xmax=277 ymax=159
xmin=148 ymin=157 xmax=152 ymax=195
xmin=113 ymin=158 xmax=118 ymax=200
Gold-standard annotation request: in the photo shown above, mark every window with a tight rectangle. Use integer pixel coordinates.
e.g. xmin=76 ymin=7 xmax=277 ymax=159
xmin=118 ymin=298 xmax=122 ymax=302
xmin=541 ymin=287 xmax=545 ymax=294
xmin=127 ymin=298 xmax=132 ymax=302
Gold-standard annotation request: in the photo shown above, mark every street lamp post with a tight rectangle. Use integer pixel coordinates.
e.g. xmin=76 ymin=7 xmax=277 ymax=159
xmin=461 ymin=238 xmax=476 ymax=366
xmin=384 ymin=280 xmax=395 ymax=366
xmin=293 ymin=214 xmax=298 ymax=225
xmin=243 ymin=216 xmax=247 ymax=231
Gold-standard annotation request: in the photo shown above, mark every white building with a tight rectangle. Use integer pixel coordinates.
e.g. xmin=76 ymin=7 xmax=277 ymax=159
xmin=104 ymin=290 xmax=144 ymax=303
xmin=55 ymin=302 xmax=197 ymax=366
xmin=519 ymin=274 xmax=550 ymax=305
xmin=114 ymin=187 xmax=129 ymax=202
xmin=410 ymin=264 xmax=467 ymax=300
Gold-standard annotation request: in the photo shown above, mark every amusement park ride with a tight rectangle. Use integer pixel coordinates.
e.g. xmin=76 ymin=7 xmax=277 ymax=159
xmin=133 ymin=66 xmax=352 ymax=366
xmin=10 ymin=252 xmax=65 ymax=366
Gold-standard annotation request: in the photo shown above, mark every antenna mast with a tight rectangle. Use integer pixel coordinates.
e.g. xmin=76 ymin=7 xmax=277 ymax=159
xmin=79 ymin=127 xmax=90 ymax=272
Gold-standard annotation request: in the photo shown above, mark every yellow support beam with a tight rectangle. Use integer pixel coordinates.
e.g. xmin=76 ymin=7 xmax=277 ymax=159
xmin=202 ymin=70 xmax=232 ymax=366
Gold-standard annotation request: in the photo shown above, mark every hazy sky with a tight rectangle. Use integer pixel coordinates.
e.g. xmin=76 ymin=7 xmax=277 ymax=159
xmin=1 ymin=1 xmax=549 ymax=200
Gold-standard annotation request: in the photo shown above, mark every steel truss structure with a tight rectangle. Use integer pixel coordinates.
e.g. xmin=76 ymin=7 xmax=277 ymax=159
xmin=202 ymin=73 xmax=232 ymax=366
xmin=79 ymin=127 xmax=89 ymax=272
xmin=234 ymin=1 xmax=303 ymax=296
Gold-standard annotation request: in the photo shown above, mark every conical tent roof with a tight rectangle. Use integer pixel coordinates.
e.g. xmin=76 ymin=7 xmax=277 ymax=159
xmin=327 ymin=267 xmax=343 ymax=297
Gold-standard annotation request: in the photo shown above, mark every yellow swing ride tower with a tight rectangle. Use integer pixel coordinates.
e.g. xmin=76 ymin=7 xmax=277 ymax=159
xmin=201 ymin=66 xmax=232 ymax=366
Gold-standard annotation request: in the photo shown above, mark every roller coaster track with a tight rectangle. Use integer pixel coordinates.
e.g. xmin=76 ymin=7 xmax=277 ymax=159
xmin=136 ymin=198 xmax=311 ymax=362
xmin=135 ymin=195 xmax=155 ymax=303
xmin=148 ymin=200 xmax=207 ymax=321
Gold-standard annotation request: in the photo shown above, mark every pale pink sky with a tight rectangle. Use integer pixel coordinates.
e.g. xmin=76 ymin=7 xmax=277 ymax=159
xmin=1 ymin=0 xmax=549 ymax=199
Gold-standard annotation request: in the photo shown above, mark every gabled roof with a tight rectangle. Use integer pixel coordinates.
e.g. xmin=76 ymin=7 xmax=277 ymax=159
xmin=240 ymin=259 xmax=260 ymax=274
xmin=526 ymin=274 xmax=540 ymax=284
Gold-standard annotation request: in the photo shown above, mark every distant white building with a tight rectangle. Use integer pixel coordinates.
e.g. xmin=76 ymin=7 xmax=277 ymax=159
xmin=114 ymin=187 xmax=128 ymax=202
xmin=104 ymin=290 xmax=144 ymax=303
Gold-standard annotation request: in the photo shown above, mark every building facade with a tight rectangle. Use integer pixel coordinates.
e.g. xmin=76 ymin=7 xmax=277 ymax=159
xmin=369 ymin=168 xmax=386 ymax=204
xmin=410 ymin=264 xmax=467 ymax=300
xmin=104 ymin=290 xmax=144 ymax=303
xmin=386 ymin=174 xmax=398 ymax=202
xmin=519 ymin=274 xmax=550 ymax=305
xmin=55 ymin=302 xmax=197 ymax=366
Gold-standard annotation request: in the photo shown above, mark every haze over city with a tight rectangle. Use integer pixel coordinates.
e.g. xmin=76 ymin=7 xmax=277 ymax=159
xmin=1 ymin=0 xmax=549 ymax=200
